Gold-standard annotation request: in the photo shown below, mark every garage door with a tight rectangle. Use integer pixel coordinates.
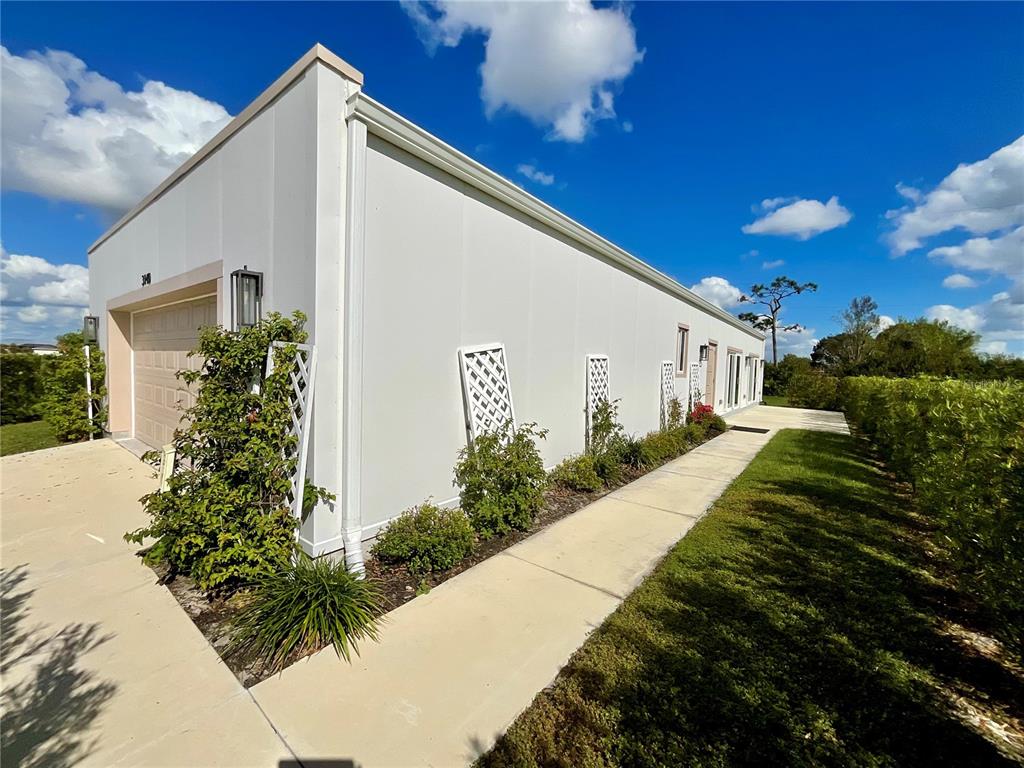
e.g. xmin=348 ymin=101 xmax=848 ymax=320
xmin=133 ymin=296 xmax=218 ymax=449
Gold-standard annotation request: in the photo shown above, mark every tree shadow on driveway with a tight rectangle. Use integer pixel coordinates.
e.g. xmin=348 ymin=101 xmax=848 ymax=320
xmin=1 ymin=564 xmax=118 ymax=768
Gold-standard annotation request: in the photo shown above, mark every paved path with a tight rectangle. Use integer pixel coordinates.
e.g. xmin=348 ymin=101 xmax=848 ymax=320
xmin=0 ymin=440 xmax=289 ymax=768
xmin=1 ymin=406 xmax=846 ymax=767
xmin=252 ymin=405 xmax=846 ymax=767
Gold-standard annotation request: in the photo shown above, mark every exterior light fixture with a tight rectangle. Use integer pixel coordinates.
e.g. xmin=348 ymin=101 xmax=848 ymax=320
xmin=699 ymin=344 xmax=709 ymax=362
xmin=83 ymin=315 xmax=99 ymax=344
xmin=230 ymin=266 xmax=263 ymax=330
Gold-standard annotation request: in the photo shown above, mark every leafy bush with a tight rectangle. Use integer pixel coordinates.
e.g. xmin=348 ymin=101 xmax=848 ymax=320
xmin=588 ymin=399 xmax=627 ymax=485
xmin=41 ymin=333 xmax=106 ymax=441
xmin=687 ymin=403 xmax=715 ymax=424
xmin=550 ymin=454 xmax=603 ymax=492
xmin=454 ymin=422 xmax=548 ymax=538
xmin=229 ymin=550 xmax=382 ymax=672
xmin=786 ymin=371 xmax=840 ymax=410
xmin=842 ymin=376 xmax=1024 ymax=659
xmin=125 ymin=312 xmax=332 ymax=591
xmin=371 ymin=502 xmax=474 ymax=575
xmin=666 ymin=397 xmax=684 ymax=429
xmin=763 ymin=354 xmax=812 ymax=396
xmin=0 ymin=353 xmax=47 ymax=424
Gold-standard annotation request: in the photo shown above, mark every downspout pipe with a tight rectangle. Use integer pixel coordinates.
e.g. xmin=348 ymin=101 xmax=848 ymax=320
xmin=341 ymin=98 xmax=368 ymax=578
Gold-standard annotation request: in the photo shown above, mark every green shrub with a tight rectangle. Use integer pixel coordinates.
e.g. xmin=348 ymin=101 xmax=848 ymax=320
xmin=588 ymin=399 xmax=627 ymax=485
xmin=0 ymin=353 xmax=47 ymax=425
xmin=371 ymin=502 xmax=474 ymax=574
xmin=763 ymin=354 xmax=813 ymax=396
xmin=638 ymin=428 xmax=685 ymax=468
xmin=666 ymin=397 xmax=684 ymax=429
xmin=454 ymin=422 xmax=548 ymax=538
xmin=41 ymin=333 xmax=106 ymax=441
xmin=841 ymin=376 xmax=1024 ymax=660
xmin=228 ymin=550 xmax=382 ymax=672
xmin=617 ymin=434 xmax=647 ymax=470
xmin=786 ymin=371 xmax=840 ymax=410
xmin=550 ymin=454 xmax=603 ymax=493
xmin=125 ymin=312 xmax=332 ymax=591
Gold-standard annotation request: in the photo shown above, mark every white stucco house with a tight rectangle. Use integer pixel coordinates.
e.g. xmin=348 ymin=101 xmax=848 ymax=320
xmin=88 ymin=44 xmax=765 ymax=569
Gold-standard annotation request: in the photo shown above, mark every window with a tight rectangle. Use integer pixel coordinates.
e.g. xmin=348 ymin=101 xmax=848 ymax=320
xmin=676 ymin=325 xmax=689 ymax=373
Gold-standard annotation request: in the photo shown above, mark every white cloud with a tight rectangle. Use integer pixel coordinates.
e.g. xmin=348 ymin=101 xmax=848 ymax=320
xmin=761 ymin=259 xmax=785 ymax=269
xmin=942 ymin=273 xmax=979 ymax=289
xmin=688 ymin=276 xmax=743 ymax=309
xmin=16 ymin=305 xmax=50 ymax=324
xmin=886 ymin=136 xmax=1024 ymax=256
xmin=0 ymin=245 xmax=89 ymax=342
xmin=516 ymin=163 xmax=555 ymax=186
xmin=925 ymin=286 xmax=1024 ymax=355
xmin=1 ymin=45 xmax=231 ymax=214
xmin=742 ymin=196 xmax=852 ymax=240
xmin=402 ymin=1 xmax=643 ymax=142
xmin=877 ymin=315 xmax=895 ymax=331
xmin=759 ymin=196 xmax=797 ymax=211
xmin=927 ymin=226 xmax=1023 ymax=280
xmin=925 ymin=303 xmax=984 ymax=332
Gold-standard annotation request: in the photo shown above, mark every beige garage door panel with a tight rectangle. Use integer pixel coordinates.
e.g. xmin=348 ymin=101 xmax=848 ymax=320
xmin=133 ymin=297 xmax=217 ymax=450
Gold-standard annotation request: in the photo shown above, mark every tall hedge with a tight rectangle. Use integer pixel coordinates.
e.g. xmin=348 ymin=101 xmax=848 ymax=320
xmin=841 ymin=376 xmax=1024 ymax=659
xmin=0 ymin=352 xmax=47 ymax=424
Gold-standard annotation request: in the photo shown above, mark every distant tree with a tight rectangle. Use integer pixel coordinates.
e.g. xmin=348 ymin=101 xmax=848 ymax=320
xmin=738 ymin=276 xmax=818 ymax=364
xmin=866 ymin=319 xmax=978 ymax=378
xmin=839 ymin=296 xmax=880 ymax=365
xmin=810 ymin=333 xmax=858 ymax=375
xmin=968 ymin=353 xmax=1024 ymax=381
xmin=762 ymin=354 xmax=812 ymax=396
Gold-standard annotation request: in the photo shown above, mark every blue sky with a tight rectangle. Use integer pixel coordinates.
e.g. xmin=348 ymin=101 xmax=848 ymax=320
xmin=2 ymin=1 xmax=1022 ymax=353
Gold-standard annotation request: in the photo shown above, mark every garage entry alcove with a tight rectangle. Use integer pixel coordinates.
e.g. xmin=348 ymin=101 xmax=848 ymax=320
xmin=103 ymin=261 xmax=223 ymax=449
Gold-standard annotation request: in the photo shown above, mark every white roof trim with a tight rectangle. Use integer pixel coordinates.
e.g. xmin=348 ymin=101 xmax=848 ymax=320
xmin=347 ymin=93 xmax=764 ymax=340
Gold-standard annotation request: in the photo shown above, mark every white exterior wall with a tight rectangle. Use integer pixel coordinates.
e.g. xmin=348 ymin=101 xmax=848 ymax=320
xmin=356 ymin=136 xmax=764 ymax=536
xmin=87 ymin=62 xmax=356 ymax=552
xmin=88 ymin=68 xmax=321 ymax=337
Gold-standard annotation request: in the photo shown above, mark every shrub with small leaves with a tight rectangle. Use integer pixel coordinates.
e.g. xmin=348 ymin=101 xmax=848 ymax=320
xmin=667 ymin=397 xmax=684 ymax=429
xmin=841 ymin=376 xmax=1024 ymax=660
xmin=454 ymin=422 xmax=548 ymax=538
xmin=228 ymin=550 xmax=382 ymax=672
xmin=550 ymin=454 xmax=603 ymax=493
xmin=787 ymin=371 xmax=841 ymax=410
xmin=372 ymin=502 xmax=474 ymax=575
xmin=41 ymin=332 xmax=106 ymax=441
xmin=0 ymin=352 xmax=48 ymax=425
xmin=125 ymin=312 xmax=332 ymax=592
xmin=589 ymin=399 xmax=627 ymax=485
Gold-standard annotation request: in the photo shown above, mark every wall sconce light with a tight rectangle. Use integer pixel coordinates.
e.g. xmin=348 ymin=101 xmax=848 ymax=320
xmin=230 ymin=266 xmax=263 ymax=330
xmin=83 ymin=315 xmax=99 ymax=344
xmin=699 ymin=344 xmax=709 ymax=362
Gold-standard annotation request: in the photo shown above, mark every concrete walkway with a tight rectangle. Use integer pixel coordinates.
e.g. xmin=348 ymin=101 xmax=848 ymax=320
xmin=252 ymin=405 xmax=847 ymax=767
xmin=0 ymin=405 xmax=846 ymax=767
xmin=0 ymin=441 xmax=290 ymax=767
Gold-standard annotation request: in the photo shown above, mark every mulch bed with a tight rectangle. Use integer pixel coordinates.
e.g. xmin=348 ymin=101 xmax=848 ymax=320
xmin=146 ymin=427 xmax=725 ymax=688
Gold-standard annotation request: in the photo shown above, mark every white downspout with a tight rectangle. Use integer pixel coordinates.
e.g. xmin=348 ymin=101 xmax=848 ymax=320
xmin=341 ymin=99 xmax=368 ymax=576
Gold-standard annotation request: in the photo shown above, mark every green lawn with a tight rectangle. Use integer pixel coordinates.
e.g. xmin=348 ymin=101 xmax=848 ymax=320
xmin=482 ymin=429 xmax=1020 ymax=767
xmin=762 ymin=394 xmax=793 ymax=407
xmin=0 ymin=420 xmax=59 ymax=457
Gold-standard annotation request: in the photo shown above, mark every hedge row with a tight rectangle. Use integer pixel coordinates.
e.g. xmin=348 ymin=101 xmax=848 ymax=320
xmin=841 ymin=376 xmax=1024 ymax=659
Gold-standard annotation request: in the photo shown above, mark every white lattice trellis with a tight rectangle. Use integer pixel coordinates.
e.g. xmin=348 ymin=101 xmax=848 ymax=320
xmin=660 ymin=360 xmax=675 ymax=430
xmin=687 ymin=362 xmax=702 ymax=412
xmin=458 ymin=343 xmax=516 ymax=443
xmin=266 ymin=341 xmax=318 ymax=529
xmin=585 ymin=354 xmax=610 ymax=448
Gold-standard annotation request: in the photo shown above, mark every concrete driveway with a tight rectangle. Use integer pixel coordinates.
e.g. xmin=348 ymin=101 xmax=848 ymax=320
xmin=0 ymin=440 xmax=290 ymax=768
